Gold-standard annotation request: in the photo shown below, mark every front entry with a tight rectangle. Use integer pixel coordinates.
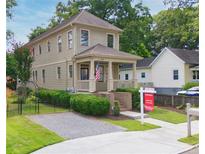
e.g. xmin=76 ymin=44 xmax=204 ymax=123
xmin=96 ymin=63 xmax=107 ymax=91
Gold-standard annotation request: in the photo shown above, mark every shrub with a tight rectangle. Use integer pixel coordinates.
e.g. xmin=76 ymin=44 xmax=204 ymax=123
xmin=17 ymin=86 xmax=32 ymax=96
xmin=70 ymin=94 xmax=110 ymax=116
xmin=112 ymin=100 xmax=120 ymax=116
xmin=25 ymin=95 xmax=37 ymax=104
xmin=183 ymin=82 xmax=199 ymax=90
xmin=116 ymin=88 xmax=140 ymax=111
xmin=36 ymin=89 xmax=71 ymax=108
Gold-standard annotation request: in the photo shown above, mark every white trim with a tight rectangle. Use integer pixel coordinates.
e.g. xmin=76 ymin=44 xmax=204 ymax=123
xmin=106 ymin=33 xmax=115 ymax=49
xmin=32 ymin=60 xmax=67 ymax=68
xmin=67 ymin=30 xmax=73 ymax=49
xmin=80 ymin=28 xmax=90 ymax=47
xmin=57 ymin=34 xmax=62 ymax=53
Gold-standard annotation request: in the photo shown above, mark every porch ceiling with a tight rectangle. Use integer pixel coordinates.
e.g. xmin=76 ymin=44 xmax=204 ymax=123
xmin=74 ymin=44 xmax=143 ymax=61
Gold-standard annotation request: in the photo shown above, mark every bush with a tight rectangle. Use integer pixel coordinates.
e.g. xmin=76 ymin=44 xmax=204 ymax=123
xmin=25 ymin=95 xmax=37 ymax=104
xmin=183 ymin=82 xmax=199 ymax=90
xmin=116 ymin=88 xmax=140 ymax=111
xmin=17 ymin=86 xmax=32 ymax=96
xmin=70 ymin=94 xmax=110 ymax=116
xmin=112 ymin=100 xmax=120 ymax=116
xmin=36 ymin=89 xmax=71 ymax=108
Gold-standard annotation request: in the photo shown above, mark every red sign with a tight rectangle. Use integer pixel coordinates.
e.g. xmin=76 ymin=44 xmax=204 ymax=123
xmin=144 ymin=93 xmax=154 ymax=111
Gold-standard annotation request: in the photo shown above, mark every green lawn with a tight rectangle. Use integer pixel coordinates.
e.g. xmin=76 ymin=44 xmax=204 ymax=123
xmin=7 ymin=116 xmax=65 ymax=154
xmin=178 ymin=134 xmax=199 ymax=145
xmin=148 ymin=106 xmax=187 ymax=124
xmin=103 ymin=119 xmax=160 ymax=131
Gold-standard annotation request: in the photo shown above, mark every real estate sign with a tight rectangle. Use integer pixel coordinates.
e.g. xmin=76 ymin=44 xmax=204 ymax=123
xmin=144 ymin=93 xmax=154 ymax=111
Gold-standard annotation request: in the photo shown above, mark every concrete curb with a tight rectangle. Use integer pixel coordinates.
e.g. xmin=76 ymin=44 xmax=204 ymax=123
xmin=177 ymin=144 xmax=199 ymax=154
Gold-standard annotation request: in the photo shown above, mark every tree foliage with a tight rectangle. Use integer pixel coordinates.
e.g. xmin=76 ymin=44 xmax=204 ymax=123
xmin=152 ymin=6 xmax=198 ymax=52
xmin=6 ymin=0 xmax=17 ymax=19
xmin=27 ymin=26 xmax=47 ymax=41
xmin=163 ymin=0 xmax=198 ymax=9
xmin=6 ymin=52 xmax=17 ymax=79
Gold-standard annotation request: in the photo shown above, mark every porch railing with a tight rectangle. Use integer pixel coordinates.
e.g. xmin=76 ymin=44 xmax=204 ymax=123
xmin=76 ymin=80 xmax=89 ymax=91
xmin=113 ymin=80 xmax=134 ymax=89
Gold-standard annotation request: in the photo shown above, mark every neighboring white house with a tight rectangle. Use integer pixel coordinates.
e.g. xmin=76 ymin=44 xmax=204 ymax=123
xmin=119 ymin=47 xmax=199 ymax=94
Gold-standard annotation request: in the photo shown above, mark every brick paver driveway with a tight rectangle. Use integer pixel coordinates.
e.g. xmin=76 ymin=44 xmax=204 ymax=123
xmin=28 ymin=112 xmax=124 ymax=139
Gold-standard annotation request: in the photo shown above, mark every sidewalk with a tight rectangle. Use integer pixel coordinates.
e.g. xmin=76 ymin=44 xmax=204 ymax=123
xmin=32 ymin=118 xmax=198 ymax=154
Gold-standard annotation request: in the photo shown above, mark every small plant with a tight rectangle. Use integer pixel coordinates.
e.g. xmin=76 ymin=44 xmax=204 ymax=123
xmin=182 ymin=82 xmax=199 ymax=90
xmin=25 ymin=95 xmax=37 ymax=104
xmin=112 ymin=100 xmax=120 ymax=116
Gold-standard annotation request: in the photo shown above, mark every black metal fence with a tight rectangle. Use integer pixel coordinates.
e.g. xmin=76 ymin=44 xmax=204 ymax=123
xmin=154 ymin=94 xmax=199 ymax=107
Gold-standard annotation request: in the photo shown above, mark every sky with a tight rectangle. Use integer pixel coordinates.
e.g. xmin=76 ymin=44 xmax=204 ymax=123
xmin=7 ymin=0 xmax=167 ymax=45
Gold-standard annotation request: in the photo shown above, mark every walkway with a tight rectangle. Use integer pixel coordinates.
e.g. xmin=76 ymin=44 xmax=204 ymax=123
xmin=32 ymin=117 xmax=198 ymax=154
xmin=28 ymin=112 xmax=124 ymax=139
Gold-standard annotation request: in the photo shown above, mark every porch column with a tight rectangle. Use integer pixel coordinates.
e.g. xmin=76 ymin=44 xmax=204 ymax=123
xmin=73 ymin=62 xmax=78 ymax=89
xmin=89 ymin=59 xmax=96 ymax=92
xmin=108 ymin=61 xmax=113 ymax=91
xmin=133 ymin=62 xmax=137 ymax=87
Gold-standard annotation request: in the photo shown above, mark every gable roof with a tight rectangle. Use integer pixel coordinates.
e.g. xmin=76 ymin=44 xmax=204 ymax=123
xmin=136 ymin=57 xmax=156 ymax=68
xmin=167 ymin=48 xmax=199 ymax=65
xmin=75 ymin=44 xmax=142 ymax=60
xmin=25 ymin=10 xmax=122 ymax=46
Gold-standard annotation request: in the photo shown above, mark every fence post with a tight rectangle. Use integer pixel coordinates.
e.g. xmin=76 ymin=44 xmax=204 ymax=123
xmin=171 ymin=95 xmax=174 ymax=107
xmin=187 ymin=103 xmax=191 ymax=137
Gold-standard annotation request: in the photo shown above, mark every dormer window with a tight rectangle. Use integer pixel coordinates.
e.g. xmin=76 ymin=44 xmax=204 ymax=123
xmin=47 ymin=41 xmax=51 ymax=52
xmin=81 ymin=30 xmax=89 ymax=46
xmin=68 ymin=31 xmax=72 ymax=49
xmin=107 ymin=34 xmax=114 ymax=48
xmin=58 ymin=35 xmax=62 ymax=52
xmin=39 ymin=45 xmax=42 ymax=55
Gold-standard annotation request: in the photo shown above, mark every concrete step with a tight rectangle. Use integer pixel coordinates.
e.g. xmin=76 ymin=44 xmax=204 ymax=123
xmin=120 ymin=111 xmax=149 ymax=119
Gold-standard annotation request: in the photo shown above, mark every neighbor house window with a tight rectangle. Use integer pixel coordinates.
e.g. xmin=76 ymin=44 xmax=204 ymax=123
xmin=35 ymin=70 xmax=38 ymax=80
xmin=39 ymin=45 xmax=42 ymax=55
xmin=57 ymin=67 xmax=61 ymax=79
xmin=58 ymin=36 xmax=62 ymax=52
xmin=192 ymin=70 xmax=199 ymax=80
xmin=125 ymin=74 xmax=129 ymax=80
xmin=107 ymin=34 xmax=114 ymax=48
xmin=42 ymin=69 xmax=45 ymax=83
xmin=141 ymin=72 xmax=146 ymax=78
xmin=47 ymin=41 xmax=51 ymax=52
xmin=81 ymin=30 xmax=89 ymax=46
xmin=69 ymin=65 xmax=73 ymax=78
xmin=68 ymin=31 xmax=72 ymax=49
xmin=80 ymin=65 xmax=89 ymax=80
xmin=173 ymin=70 xmax=179 ymax=80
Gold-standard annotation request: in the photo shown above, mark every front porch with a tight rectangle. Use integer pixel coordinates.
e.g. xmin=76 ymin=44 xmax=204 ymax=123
xmin=74 ymin=59 xmax=137 ymax=92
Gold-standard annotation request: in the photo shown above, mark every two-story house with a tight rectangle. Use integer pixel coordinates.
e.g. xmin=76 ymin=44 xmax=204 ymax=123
xmin=25 ymin=10 xmax=142 ymax=92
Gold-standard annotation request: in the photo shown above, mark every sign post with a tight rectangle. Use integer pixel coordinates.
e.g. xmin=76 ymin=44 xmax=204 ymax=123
xmin=139 ymin=87 xmax=156 ymax=125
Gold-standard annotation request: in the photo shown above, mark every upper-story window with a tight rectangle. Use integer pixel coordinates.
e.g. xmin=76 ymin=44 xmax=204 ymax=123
xmin=81 ymin=30 xmax=89 ymax=46
xmin=47 ymin=41 xmax=51 ymax=52
xmin=39 ymin=45 xmax=42 ymax=55
xmin=107 ymin=34 xmax=114 ymax=48
xmin=68 ymin=31 xmax=72 ymax=49
xmin=58 ymin=35 xmax=62 ymax=52
xmin=35 ymin=70 xmax=38 ymax=80
xmin=173 ymin=70 xmax=179 ymax=80
xmin=125 ymin=74 xmax=129 ymax=80
xmin=192 ymin=70 xmax=199 ymax=80
xmin=32 ymin=47 xmax=35 ymax=57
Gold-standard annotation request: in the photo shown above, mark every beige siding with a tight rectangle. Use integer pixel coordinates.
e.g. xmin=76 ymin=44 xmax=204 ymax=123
xmin=151 ymin=49 xmax=185 ymax=88
xmin=136 ymin=68 xmax=152 ymax=83
xmin=184 ymin=64 xmax=194 ymax=83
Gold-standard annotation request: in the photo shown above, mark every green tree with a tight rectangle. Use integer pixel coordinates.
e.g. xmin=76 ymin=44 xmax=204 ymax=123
xmin=163 ymin=0 xmax=198 ymax=9
xmin=27 ymin=26 xmax=47 ymax=41
xmin=6 ymin=0 xmax=17 ymax=19
xmin=152 ymin=6 xmax=198 ymax=52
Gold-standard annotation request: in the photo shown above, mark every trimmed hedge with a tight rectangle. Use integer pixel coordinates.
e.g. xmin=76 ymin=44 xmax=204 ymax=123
xmin=183 ymin=82 xmax=199 ymax=90
xmin=36 ymin=89 xmax=71 ymax=108
xmin=116 ymin=88 xmax=140 ymax=111
xmin=70 ymin=94 xmax=110 ymax=116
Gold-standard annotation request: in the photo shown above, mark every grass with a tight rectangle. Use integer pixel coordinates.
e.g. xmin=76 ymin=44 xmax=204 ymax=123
xmin=103 ymin=119 xmax=160 ymax=131
xmin=7 ymin=116 xmax=65 ymax=154
xmin=148 ymin=106 xmax=187 ymax=124
xmin=178 ymin=134 xmax=199 ymax=145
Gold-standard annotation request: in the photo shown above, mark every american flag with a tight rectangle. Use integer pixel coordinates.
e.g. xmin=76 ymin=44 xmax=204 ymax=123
xmin=95 ymin=63 xmax=100 ymax=80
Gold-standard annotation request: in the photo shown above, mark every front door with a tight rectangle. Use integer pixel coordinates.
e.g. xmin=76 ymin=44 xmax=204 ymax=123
xmin=96 ymin=64 xmax=107 ymax=91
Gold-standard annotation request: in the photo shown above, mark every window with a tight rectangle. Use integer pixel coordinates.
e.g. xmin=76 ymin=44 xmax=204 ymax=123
xmin=47 ymin=41 xmax=51 ymax=52
xmin=107 ymin=34 xmax=114 ymax=48
xmin=57 ymin=67 xmax=61 ymax=79
xmin=173 ymin=70 xmax=179 ymax=80
xmin=80 ymin=65 xmax=89 ymax=80
xmin=39 ymin=45 xmax=42 ymax=54
xmin=69 ymin=65 xmax=73 ymax=78
xmin=81 ymin=30 xmax=89 ymax=46
xmin=192 ymin=70 xmax=199 ymax=80
xmin=32 ymin=71 xmax=35 ymax=81
xmin=32 ymin=47 xmax=35 ymax=57
xmin=42 ymin=69 xmax=45 ymax=83
xmin=141 ymin=72 xmax=146 ymax=78
xmin=58 ymin=36 xmax=62 ymax=52
xmin=35 ymin=70 xmax=38 ymax=80
xmin=68 ymin=31 xmax=72 ymax=49
xmin=125 ymin=74 xmax=129 ymax=80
